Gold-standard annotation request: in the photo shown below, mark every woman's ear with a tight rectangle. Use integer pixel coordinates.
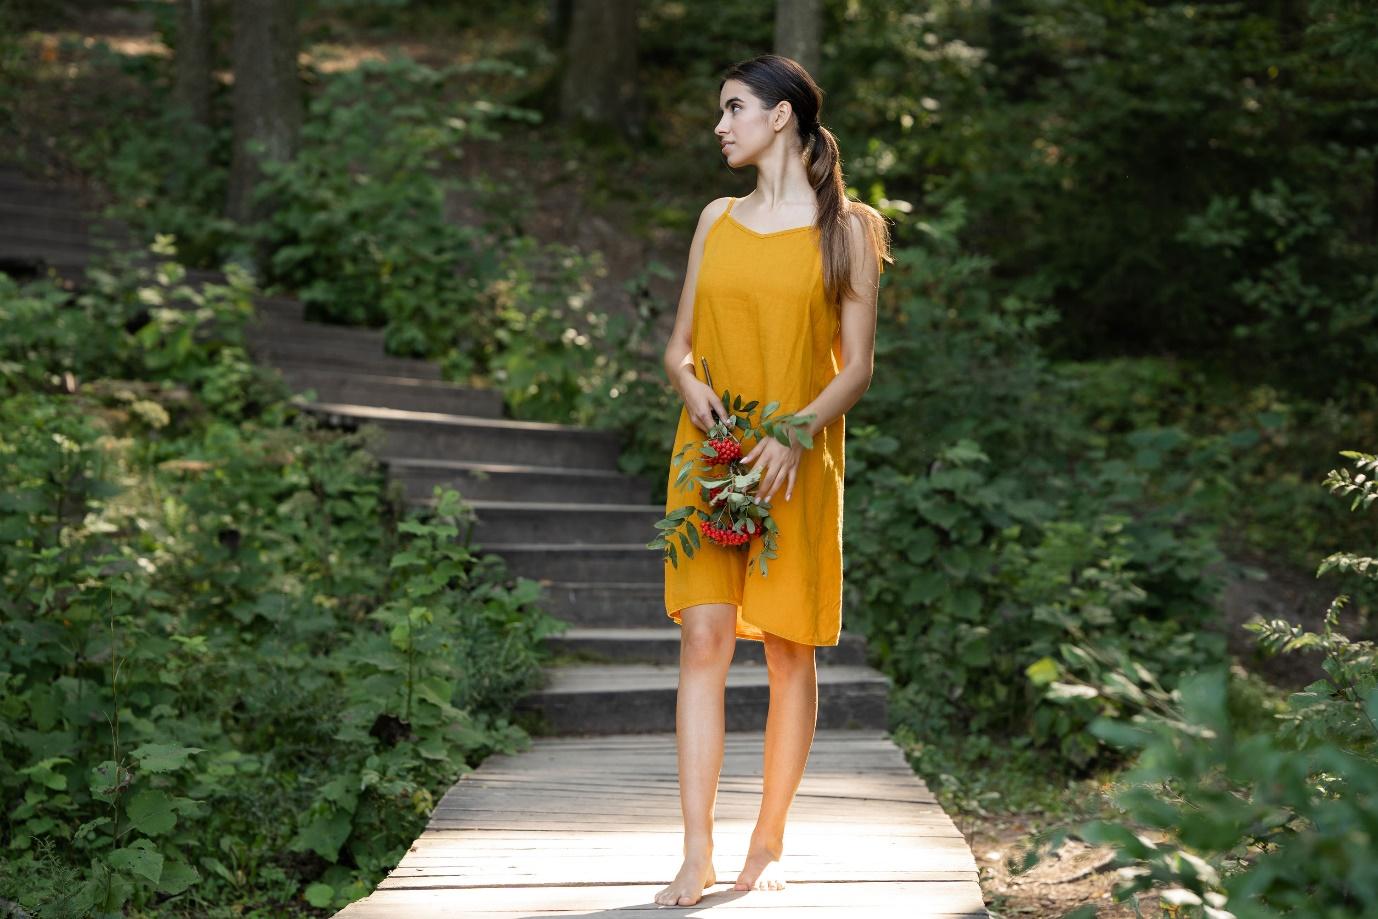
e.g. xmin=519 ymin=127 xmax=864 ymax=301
xmin=773 ymin=100 xmax=792 ymax=133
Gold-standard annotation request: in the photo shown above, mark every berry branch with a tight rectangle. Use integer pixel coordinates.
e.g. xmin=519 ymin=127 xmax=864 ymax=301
xmin=648 ymin=384 xmax=815 ymax=578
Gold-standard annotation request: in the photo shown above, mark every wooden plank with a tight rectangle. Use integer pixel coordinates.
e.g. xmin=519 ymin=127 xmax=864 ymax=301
xmin=336 ymin=881 xmax=988 ymax=917
xmin=334 ymin=730 xmax=988 ymax=917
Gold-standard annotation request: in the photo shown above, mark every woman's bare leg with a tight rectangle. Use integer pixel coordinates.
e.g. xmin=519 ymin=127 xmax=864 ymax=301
xmin=653 ymin=602 xmax=737 ymax=907
xmin=735 ymin=631 xmax=817 ymax=891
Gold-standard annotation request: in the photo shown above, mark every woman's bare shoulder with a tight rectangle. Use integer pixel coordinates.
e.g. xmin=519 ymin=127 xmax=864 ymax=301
xmin=697 ymin=196 xmax=734 ymax=227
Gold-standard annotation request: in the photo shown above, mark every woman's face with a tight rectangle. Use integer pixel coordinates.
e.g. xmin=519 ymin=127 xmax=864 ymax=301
xmin=716 ymin=79 xmax=785 ymax=166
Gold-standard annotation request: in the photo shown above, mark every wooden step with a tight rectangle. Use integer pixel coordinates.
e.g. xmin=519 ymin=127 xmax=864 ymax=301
xmin=0 ymin=202 xmax=134 ymax=240
xmin=531 ymin=580 xmax=666 ymax=627
xmin=515 ymin=662 xmax=891 ymax=734
xmin=478 ymin=543 xmax=661 ymax=582
xmin=298 ymin=401 xmax=623 ymax=468
xmin=546 ymin=626 xmax=872 ymax=667
xmin=462 ymin=500 xmax=662 ymax=544
xmin=279 ymin=370 xmax=503 ymax=417
xmin=246 ymin=313 xmax=389 ymax=347
xmin=247 ymin=338 xmax=445 ymax=380
xmin=395 ymin=458 xmax=649 ymax=503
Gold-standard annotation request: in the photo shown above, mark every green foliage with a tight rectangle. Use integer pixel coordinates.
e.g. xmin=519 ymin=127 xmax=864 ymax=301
xmin=820 ymin=0 xmax=1378 ymax=390
xmin=1019 ymin=447 xmax=1378 ymax=918
xmin=250 ymin=54 xmax=526 ymax=327
xmin=0 ymin=248 xmax=560 ymax=915
xmin=245 ymin=53 xmax=636 ymax=427
xmin=846 ymin=199 xmax=1231 ymax=775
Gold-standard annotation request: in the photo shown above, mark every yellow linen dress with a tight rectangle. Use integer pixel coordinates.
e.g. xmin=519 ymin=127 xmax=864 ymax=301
xmin=663 ymin=195 xmax=847 ymax=646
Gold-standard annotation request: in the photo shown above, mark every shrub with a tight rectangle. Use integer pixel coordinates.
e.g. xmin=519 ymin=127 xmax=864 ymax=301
xmin=1021 ymin=448 xmax=1378 ymax=918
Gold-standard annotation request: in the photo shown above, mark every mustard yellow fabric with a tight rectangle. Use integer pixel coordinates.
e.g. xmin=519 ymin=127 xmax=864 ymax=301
xmin=663 ymin=196 xmax=847 ymax=646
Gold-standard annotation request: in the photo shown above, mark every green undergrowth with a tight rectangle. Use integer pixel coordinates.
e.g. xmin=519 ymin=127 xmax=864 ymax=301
xmin=0 ymin=241 xmax=568 ymax=916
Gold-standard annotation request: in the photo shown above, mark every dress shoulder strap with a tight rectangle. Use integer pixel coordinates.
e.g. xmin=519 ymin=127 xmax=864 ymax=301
xmin=724 ymin=196 xmax=735 ymax=216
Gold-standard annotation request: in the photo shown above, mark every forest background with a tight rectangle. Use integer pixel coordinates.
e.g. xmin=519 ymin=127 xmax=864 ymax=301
xmin=2 ymin=0 xmax=1376 ymax=916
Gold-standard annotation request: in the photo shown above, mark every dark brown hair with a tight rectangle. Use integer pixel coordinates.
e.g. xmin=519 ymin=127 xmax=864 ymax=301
xmin=720 ymin=54 xmax=893 ymax=308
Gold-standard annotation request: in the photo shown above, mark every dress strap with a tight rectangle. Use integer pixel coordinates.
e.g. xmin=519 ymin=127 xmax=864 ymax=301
xmin=725 ymin=196 xmax=735 ymax=216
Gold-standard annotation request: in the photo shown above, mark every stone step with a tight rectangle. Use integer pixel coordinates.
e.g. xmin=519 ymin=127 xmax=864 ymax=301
xmin=393 ymin=458 xmax=649 ymax=503
xmin=0 ymin=202 xmax=134 ymax=241
xmin=479 ymin=543 xmax=662 ymax=582
xmin=531 ymin=580 xmax=666 ymax=627
xmin=297 ymin=401 xmax=623 ymax=468
xmin=545 ymin=626 xmax=872 ymax=667
xmin=280 ymin=369 xmax=503 ymax=417
xmin=0 ymin=173 xmax=92 ymax=209
xmin=515 ymin=662 xmax=891 ymax=734
xmin=0 ymin=241 xmax=225 ymax=286
xmin=246 ymin=338 xmax=444 ymax=380
xmin=461 ymin=500 xmax=662 ymax=544
xmin=0 ymin=238 xmax=100 ymax=272
xmin=253 ymin=295 xmax=307 ymax=320
xmin=246 ymin=313 xmax=388 ymax=348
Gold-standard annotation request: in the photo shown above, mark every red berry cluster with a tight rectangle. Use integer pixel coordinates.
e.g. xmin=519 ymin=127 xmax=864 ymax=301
xmin=702 ymin=521 xmax=750 ymax=547
xmin=707 ymin=484 xmax=726 ymax=504
xmin=708 ymin=436 xmax=742 ymax=465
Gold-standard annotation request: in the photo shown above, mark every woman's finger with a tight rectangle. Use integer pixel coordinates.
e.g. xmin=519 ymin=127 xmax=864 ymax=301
xmin=757 ymin=464 xmax=780 ymax=504
xmin=749 ymin=444 xmax=768 ymax=475
xmin=786 ymin=468 xmax=796 ymax=501
xmin=768 ymin=459 xmax=796 ymax=504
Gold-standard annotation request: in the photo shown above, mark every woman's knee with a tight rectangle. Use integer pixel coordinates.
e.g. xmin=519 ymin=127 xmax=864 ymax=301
xmin=679 ymin=602 xmax=737 ymax=666
xmin=762 ymin=632 xmax=817 ymax=675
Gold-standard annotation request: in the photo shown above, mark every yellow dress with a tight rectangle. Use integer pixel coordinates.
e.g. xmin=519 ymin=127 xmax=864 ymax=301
xmin=663 ymin=195 xmax=847 ymax=647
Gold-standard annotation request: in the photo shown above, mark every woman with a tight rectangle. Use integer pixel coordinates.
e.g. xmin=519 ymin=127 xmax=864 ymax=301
xmin=655 ymin=54 xmax=891 ymax=908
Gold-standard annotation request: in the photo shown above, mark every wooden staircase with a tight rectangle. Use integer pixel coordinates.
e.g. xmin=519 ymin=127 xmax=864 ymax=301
xmin=0 ymin=162 xmax=988 ymax=916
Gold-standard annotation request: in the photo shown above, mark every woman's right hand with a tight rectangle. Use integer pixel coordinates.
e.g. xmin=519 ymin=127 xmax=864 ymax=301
xmin=684 ymin=379 xmax=731 ymax=433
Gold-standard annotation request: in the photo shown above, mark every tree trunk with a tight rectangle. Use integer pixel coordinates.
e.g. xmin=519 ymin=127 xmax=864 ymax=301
xmin=173 ymin=0 xmax=215 ymax=128
xmin=558 ymin=0 xmax=643 ymax=142
xmin=226 ymin=0 xmax=301 ymax=239
xmin=775 ymin=0 xmax=822 ymax=78
xmin=546 ymin=0 xmax=574 ymax=50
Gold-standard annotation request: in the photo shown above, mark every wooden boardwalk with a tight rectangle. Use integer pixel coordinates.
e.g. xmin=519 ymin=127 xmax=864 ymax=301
xmin=336 ymin=730 xmax=988 ymax=917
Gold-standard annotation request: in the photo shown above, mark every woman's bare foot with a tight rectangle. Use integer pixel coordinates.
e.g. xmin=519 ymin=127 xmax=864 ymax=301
xmin=654 ymin=851 xmax=718 ymax=907
xmin=734 ymin=841 xmax=786 ymax=891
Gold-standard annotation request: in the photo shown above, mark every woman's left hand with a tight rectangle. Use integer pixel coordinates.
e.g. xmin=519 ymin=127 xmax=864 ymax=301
xmin=742 ymin=431 xmax=805 ymax=505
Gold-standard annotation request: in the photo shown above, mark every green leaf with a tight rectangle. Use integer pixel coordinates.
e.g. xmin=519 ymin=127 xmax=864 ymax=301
xmin=293 ymin=808 xmax=352 ymax=862
xmin=1025 ymin=656 xmax=1060 ymax=686
xmin=304 ymin=883 xmax=335 ymax=908
xmin=108 ymin=841 xmax=163 ymax=884
xmin=20 ymin=757 xmax=71 ymax=790
xmin=131 ymin=743 xmax=204 ymax=774
xmin=126 ymin=789 xmax=176 ymax=835
xmin=157 ymin=859 xmax=200 ymax=895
